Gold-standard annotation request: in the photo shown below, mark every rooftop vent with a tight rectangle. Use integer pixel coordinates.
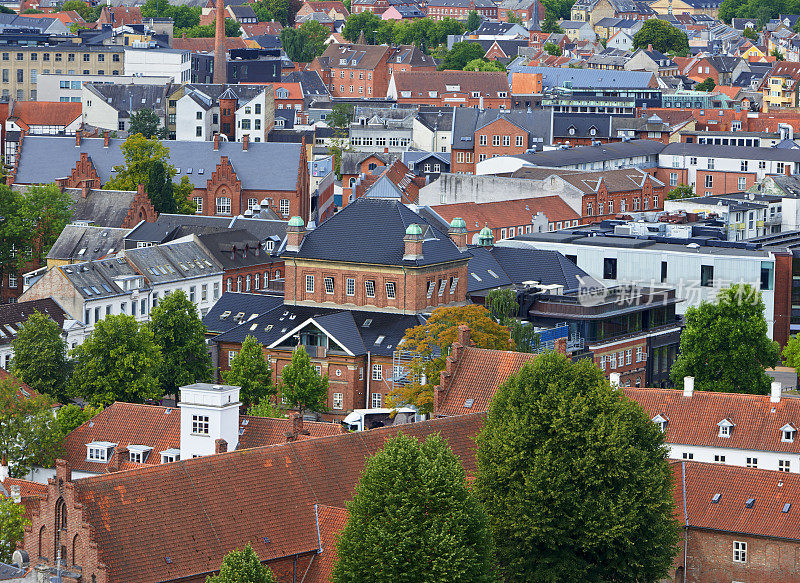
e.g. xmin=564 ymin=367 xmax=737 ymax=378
xmin=745 ymin=498 xmax=755 ymax=509
xmin=711 ymin=493 xmax=721 ymax=503
xmin=464 ymin=398 xmax=474 ymax=409
xmin=783 ymin=503 xmax=792 ymax=513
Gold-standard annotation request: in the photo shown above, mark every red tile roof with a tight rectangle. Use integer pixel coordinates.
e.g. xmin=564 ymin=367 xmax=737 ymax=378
xmin=307 ymin=0 xmax=349 ymax=17
xmin=105 ymin=6 xmax=143 ymax=26
xmin=172 ymin=36 xmax=249 ymax=52
xmin=0 ymin=368 xmax=43 ymax=404
xmin=437 ymin=346 xmax=537 ymax=416
xmin=675 ymin=460 xmax=800 ymax=541
xmin=271 ymin=81 xmax=304 ymax=100
xmin=241 ymin=21 xmax=283 ymax=36
xmin=23 ymin=10 xmax=85 ymax=24
xmin=67 ymin=413 xmax=485 ymax=583
xmin=61 ymin=402 xmax=344 ymax=474
xmin=1 ymin=478 xmax=47 ymax=499
xmin=624 ymin=388 xmax=800 ymax=454
xmin=8 ymin=101 xmax=81 ymax=130
xmin=392 ymin=70 xmax=509 ymax=96
xmin=305 ymin=505 xmax=349 ymax=583
xmin=432 ymin=196 xmax=580 ymax=235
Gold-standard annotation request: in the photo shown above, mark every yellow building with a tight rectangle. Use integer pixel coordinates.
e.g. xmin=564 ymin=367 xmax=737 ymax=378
xmin=759 ymin=62 xmax=800 ymax=111
xmin=648 ymin=0 xmax=720 ymax=18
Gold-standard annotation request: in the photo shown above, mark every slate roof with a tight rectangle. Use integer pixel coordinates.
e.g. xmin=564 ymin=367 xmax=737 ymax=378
xmin=451 ymin=107 xmax=552 ymax=149
xmin=393 ymin=70 xmax=509 ymax=97
xmin=128 ymin=214 xmax=287 ymax=246
xmin=85 ymin=83 xmax=169 ymax=118
xmin=481 ymin=245 xmax=598 ymax=292
xmin=415 ymin=109 xmax=453 ymax=132
xmin=516 ymin=139 xmax=666 ymax=167
xmin=202 ymin=292 xmax=284 ymax=334
xmin=436 ymin=345 xmax=537 ymax=416
xmin=66 ymin=413 xmax=485 ymax=583
xmin=282 ymin=70 xmax=330 ymax=99
xmin=506 ymin=65 xmax=656 ymax=89
xmin=14 ymin=136 xmax=303 ymax=192
xmin=0 ymin=299 xmax=68 ymax=346
xmin=676 ymin=461 xmax=800 ymax=541
xmin=124 ymin=240 xmax=222 ymax=286
xmin=59 ymin=257 xmax=143 ymax=301
xmin=285 ymin=198 xmax=467 ymax=268
xmin=512 ymin=167 xmax=663 ymax=193
xmin=60 ymin=187 xmax=139 ymax=228
xmin=474 ymin=21 xmax=526 ymax=35
xmin=47 ymin=225 xmax=129 ymax=263
xmin=553 ymin=113 xmax=613 ymax=139
xmin=624 ymin=388 xmax=800 ymax=454
xmin=196 ymin=230 xmax=277 ymax=270
xmin=212 ymin=304 xmax=424 ymax=357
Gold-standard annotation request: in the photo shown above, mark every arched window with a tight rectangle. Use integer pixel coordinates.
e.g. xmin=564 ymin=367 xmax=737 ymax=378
xmin=274 ymin=270 xmax=281 ymax=279
xmin=38 ymin=525 xmax=46 ymax=559
xmin=55 ymin=498 xmax=67 ymax=531
xmin=236 ymin=277 xmax=242 ymax=292
xmin=226 ymin=278 xmax=232 ymax=292
xmin=263 ymin=272 xmax=269 ymax=289
xmin=245 ymin=275 xmax=251 ymax=291
xmin=72 ymin=533 xmax=79 ymax=566
xmin=254 ymin=274 xmax=259 ymax=290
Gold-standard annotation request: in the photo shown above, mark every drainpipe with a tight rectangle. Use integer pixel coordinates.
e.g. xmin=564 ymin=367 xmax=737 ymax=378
xmin=366 ymin=351 xmax=371 ymax=412
xmin=292 ymin=257 xmax=298 ymax=306
xmin=402 ymin=265 xmax=407 ymax=315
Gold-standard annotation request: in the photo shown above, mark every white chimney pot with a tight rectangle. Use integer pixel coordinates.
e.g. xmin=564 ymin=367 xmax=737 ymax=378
xmin=771 ymin=381 xmax=782 ymax=403
xmin=683 ymin=376 xmax=694 ymax=397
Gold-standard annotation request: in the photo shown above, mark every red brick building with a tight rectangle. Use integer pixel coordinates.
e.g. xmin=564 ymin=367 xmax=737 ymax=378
xmin=388 ymin=71 xmax=510 ymax=109
xmin=426 ymin=0 xmax=497 ymax=20
xmin=308 ymin=43 xmax=393 ymax=98
xmin=11 ymin=134 xmax=311 ymax=222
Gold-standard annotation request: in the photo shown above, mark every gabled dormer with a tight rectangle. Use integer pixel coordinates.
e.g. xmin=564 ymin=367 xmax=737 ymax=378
xmin=652 ymin=413 xmax=668 ymax=432
xmin=86 ymin=441 xmax=116 ymax=462
xmin=781 ymin=423 xmax=796 ymax=443
xmin=717 ymin=418 xmax=735 ymax=438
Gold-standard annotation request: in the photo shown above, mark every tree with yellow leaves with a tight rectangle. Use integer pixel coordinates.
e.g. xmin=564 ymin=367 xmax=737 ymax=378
xmin=387 ymin=304 xmax=511 ymax=414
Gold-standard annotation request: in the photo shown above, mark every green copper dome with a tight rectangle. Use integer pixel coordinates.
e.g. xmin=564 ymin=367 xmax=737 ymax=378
xmin=405 ymin=223 xmax=423 ymax=236
xmin=478 ymin=225 xmax=494 ymax=246
xmin=288 ymin=216 xmax=305 ymax=227
xmin=450 ymin=217 xmax=467 ymax=230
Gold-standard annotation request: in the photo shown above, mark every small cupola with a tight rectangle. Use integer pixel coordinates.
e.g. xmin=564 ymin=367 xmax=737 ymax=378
xmin=285 ymin=216 xmax=305 ymax=252
xmin=403 ymin=223 xmax=424 ymax=261
xmin=448 ymin=217 xmax=468 ymax=251
xmin=478 ymin=225 xmax=494 ymax=247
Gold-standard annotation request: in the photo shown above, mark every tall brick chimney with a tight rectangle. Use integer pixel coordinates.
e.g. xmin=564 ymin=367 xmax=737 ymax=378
xmin=242 ymin=134 xmax=249 ymax=151
xmin=213 ymin=133 xmax=220 ymax=151
xmin=103 ymin=130 xmax=110 ymax=148
xmin=215 ymin=438 xmax=228 ymax=453
xmin=75 ymin=129 xmax=82 ymax=146
xmin=403 ymin=223 xmax=423 ymax=260
xmin=448 ymin=217 xmax=468 ymax=250
xmin=213 ymin=0 xmax=227 ymax=84
xmin=107 ymin=446 xmax=128 ymax=472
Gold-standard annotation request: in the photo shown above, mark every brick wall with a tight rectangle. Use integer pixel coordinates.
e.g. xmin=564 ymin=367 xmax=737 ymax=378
xmin=474 ymin=117 xmax=529 ymax=164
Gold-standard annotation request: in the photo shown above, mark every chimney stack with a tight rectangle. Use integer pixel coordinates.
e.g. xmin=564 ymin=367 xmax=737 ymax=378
xmin=771 ymin=381 xmax=782 ymax=403
xmin=81 ymin=180 xmax=93 ymax=199
xmin=448 ymin=217 xmax=468 ymax=251
xmin=0 ymin=455 xmax=7 ymax=482
xmin=103 ymin=130 xmax=110 ymax=148
xmin=213 ymin=133 xmax=220 ymax=151
xmin=285 ymin=216 xmax=306 ymax=252
xmin=107 ymin=446 xmax=128 ymax=472
xmin=215 ymin=438 xmax=228 ymax=454
xmin=457 ymin=324 xmax=472 ymax=347
xmin=682 ymin=376 xmax=694 ymax=397
xmin=213 ymin=0 xmax=227 ymax=84
xmin=75 ymin=129 xmax=82 ymax=146
xmin=403 ymin=223 xmax=424 ymax=261
xmin=242 ymin=134 xmax=249 ymax=151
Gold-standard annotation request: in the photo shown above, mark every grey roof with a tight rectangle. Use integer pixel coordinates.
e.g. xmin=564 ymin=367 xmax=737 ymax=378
xmin=179 ymin=84 xmax=268 ymax=109
xmin=196 ymin=229 xmax=279 ymax=270
xmin=506 ymin=65 xmax=655 ymax=89
xmin=553 ymin=114 xmax=612 ymax=139
xmin=282 ymin=70 xmax=330 ymax=98
xmin=15 ymin=136 xmax=302 ymax=192
xmin=0 ymin=298 xmax=69 ymax=345
xmin=474 ymin=21 xmax=526 ymax=35
xmin=211 ymin=303 xmax=424 ymax=357
xmin=85 ymin=83 xmax=169 ymax=118
xmin=661 ymin=142 xmax=800 ymax=163
xmin=60 ymin=257 xmax=143 ymax=300
xmin=285 ymin=198 xmax=467 ymax=268
xmin=339 ymin=151 xmax=392 ymax=176
xmin=58 ymin=187 xmax=139 ymax=228
xmin=47 ymin=225 xmax=130 ymax=263
xmin=483 ymin=245 xmax=597 ymax=292
xmin=518 ymin=139 xmax=667 ymax=167
xmin=202 ymin=291 xmax=284 ymax=334
xmin=126 ymin=214 xmax=287 ymax=245
xmin=124 ymin=240 xmax=222 ymax=285
xmin=427 ymin=0 xmax=494 ymax=6
xmin=452 ymin=108 xmax=552 ymax=149
xmin=229 ymin=4 xmax=256 ymax=17
xmin=415 ymin=110 xmax=453 ymax=132
xmin=402 ymin=151 xmax=451 ymax=168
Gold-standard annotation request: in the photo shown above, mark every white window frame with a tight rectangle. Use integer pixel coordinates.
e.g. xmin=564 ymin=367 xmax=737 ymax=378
xmin=332 ymin=392 xmax=343 ymax=410
xmin=385 ymin=281 xmax=396 ymax=299
xmin=733 ymin=541 xmax=747 ymax=563
xmin=371 ymin=392 xmax=382 ymax=408
xmin=324 ymin=277 xmax=334 ymax=294
xmin=192 ymin=414 xmax=210 ymax=435
xmin=306 ymin=275 xmax=314 ymax=293
xmin=372 ymin=364 xmax=383 ymax=380
xmin=346 ymin=278 xmax=355 ymax=296
xmin=365 ymin=280 xmax=376 ymax=298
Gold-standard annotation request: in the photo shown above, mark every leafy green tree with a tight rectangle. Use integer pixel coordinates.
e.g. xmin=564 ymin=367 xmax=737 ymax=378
xmin=173 ymin=175 xmax=198 ymax=215
xmin=633 ymin=19 xmax=689 ymax=54
xmin=427 ymin=17 xmax=464 ymax=47
xmin=540 ymin=16 xmax=563 ymax=33
xmin=388 ymin=304 xmax=511 ymax=414
xmin=70 ymin=314 xmax=164 ymax=406
xmin=744 ymin=26 xmax=759 ymax=40
xmin=251 ymin=0 xmax=290 ymax=24
xmin=505 ymin=10 xmax=523 ymax=23
xmin=60 ymin=0 xmax=99 ymax=21
xmin=177 ymin=18 xmax=242 ymax=38
xmin=772 ymin=47 xmax=785 ymax=60
xmin=543 ymin=41 xmax=562 ymax=56
xmin=0 ymin=186 xmax=25 ymax=300
xmin=19 ymin=184 xmax=74 ymax=266
xmin=0 ymin=5 xmax=13 ymax=13
xmin=280 ymin=20 xmax=328 ymax=62
xmin=105 ymin=134 xmax=171 ymax=191
xmin=223 ymin=335 xmax=274 ymax=407
xmin=206 ymin=543 xmax=277 ymax=583
xmin=0 ymin=498 xmax=28 ymax=562
xmin=279 ymin=345 xmax=328 ymax=417
xmin=128 ymin=108 xmax=167 ymax=139
xmin=463 ymin=58 xmax=504 ymax=71
xmin=247 ymin=399 xmax=286 ymax=418
xmin=0 ymin=378 xmax=63 ymax=477
xmin=343 ymin=11 xmax=382 ymax=43
xmin=55 ymin=403 xmax=103 ymax=435
xmin=328 ymin=103 xmax=354 ymax=128
xmin=670 ymin=284 xmax=780 ymax=394
xmin=485 ymin=288 xmax=539 ymax=352
xmin=10 ymin=310 xmax=71 ymax=402
xmin=695 ymin=76 xmax=716 ymax=92
xmin=141 ymin=0 xmax=201 ymax=28
xmin=147 ymin=160 xmax=178 ymax=214
xmin=466 ymin=10 xmax=481 ymax=31
xmin=666 ymin=183 xmax=695 ymax=200
xmin=440 ymin=41 xmax=485 ymax=70
xmin=148 ymin=290 xmax=212 ymax=397
xmin=476 ymin=352 xmax=679 ymax=583
xmin=333 ymin=433 xmax=497 ymax=583
xmin=541 ymin=0 xmax=574 ymax=20
xmin=22 ymin=8 xmax=43 ymax=13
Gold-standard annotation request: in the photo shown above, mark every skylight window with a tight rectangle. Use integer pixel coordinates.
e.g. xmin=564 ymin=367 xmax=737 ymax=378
xmin=375 ymin=335 xmax=385 ymax=345
xmin=362 ymin=319 xmax=372 ymax=328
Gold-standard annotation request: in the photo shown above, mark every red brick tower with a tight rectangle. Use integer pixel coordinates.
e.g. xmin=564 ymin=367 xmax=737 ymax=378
xmin=213 ymin=0 xmax=226 ymax=84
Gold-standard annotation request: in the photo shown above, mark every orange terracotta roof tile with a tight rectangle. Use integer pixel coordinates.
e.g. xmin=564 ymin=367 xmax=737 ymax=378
xmin=624 ymin=388 xmax=800 ymax=454
xmin=305 ymin=505 xmax=349 ymax=583
xmin=674 ymin=461 xmax=800 ymax=541
xmin=24 ymin=10 xmax=85 ymax=24
xmin=713 ymin=85 xmax=742 ymax=100
xmin=67 ymin=413 xmax=485 ymax=583
xmin=272 ymin=81 xmax=303 ymax=100
xmin=437 ymin=346 xmax=537 ymax=416
xmin=2 ymin=478 xmax=47 ymax=499
xmin=432 ymin=196 xmax=579 ymax=235
xmin=392 ymin=70 xmax=509 ymax=96
xmin=8 ymin=101 xmax=81 ymax=129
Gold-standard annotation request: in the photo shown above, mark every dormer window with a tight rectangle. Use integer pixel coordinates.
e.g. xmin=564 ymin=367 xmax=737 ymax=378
xmin=718 ymin=419 xmax=734 ymax=438
xmin=161 ymin=448 xmax=181 ymax=463
xmin=86 ymin=441 xmax=116 ymax=462
xmin=652 ymin=414 xmax=668 ymax=432
xmin=781 ymin=423 xmax=796 ymax=442
xmin=128 ymin=445 xmax=153 ymax=464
